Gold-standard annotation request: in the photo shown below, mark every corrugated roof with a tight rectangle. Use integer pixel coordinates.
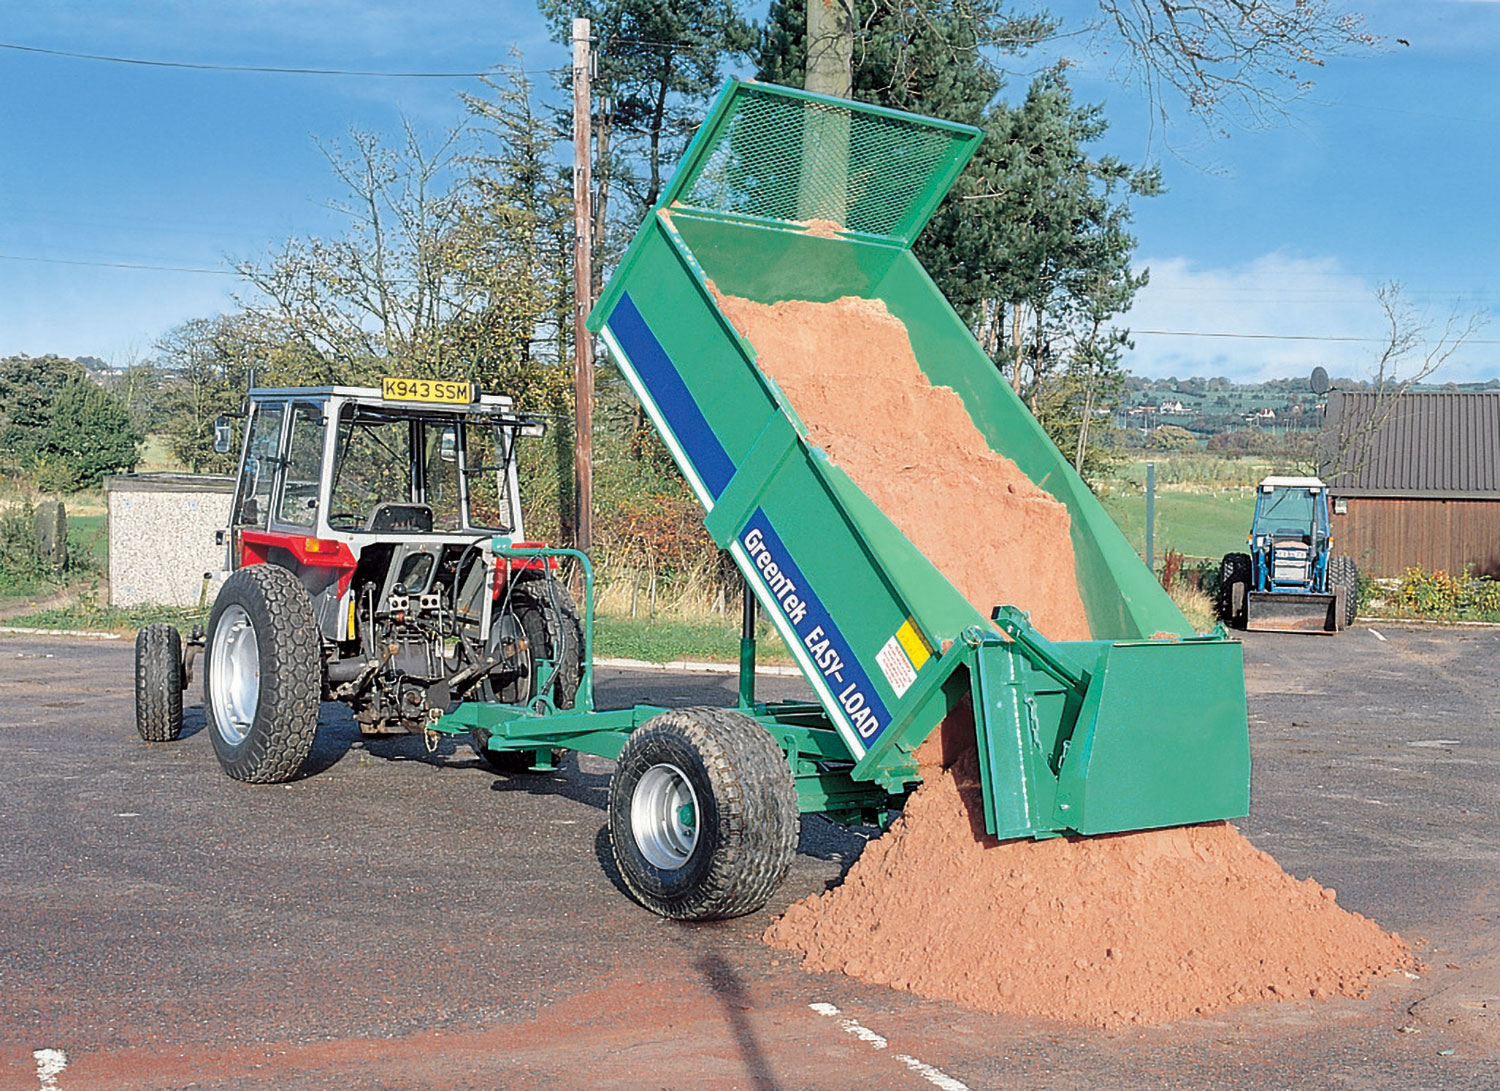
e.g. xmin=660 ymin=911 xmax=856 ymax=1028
xmin=1318 ymin=391 xmax=1500 ymax=498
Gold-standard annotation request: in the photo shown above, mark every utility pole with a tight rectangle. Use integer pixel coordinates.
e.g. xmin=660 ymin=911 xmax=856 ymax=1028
xmin=572 ymin=17 xmax=594 ymax=553
xmin=800 ymin=0 xmax=855 ymax=224
xmin=805 ymin=0 xmax=853 ymax=98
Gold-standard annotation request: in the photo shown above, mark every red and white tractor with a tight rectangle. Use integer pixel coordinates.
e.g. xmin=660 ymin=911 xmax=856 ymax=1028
xmin=133 ymin=380 xmax=581 ymax=782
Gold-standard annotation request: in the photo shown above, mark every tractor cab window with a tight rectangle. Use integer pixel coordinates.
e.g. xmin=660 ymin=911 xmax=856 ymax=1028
xmin=234 ymin=401 xmax=287 ymax=529
xmin=462 ymin=423 xmax=515 ymax=533
xmin=421 ymin=420 xmax=463 ymax=531
xmin=276 ymin=402 xmax=325 ymax=528
xmin=1259 ymin=489 xmax=1317 ymax=539
xmin=329 ymin=409 xmax=419 ymax=532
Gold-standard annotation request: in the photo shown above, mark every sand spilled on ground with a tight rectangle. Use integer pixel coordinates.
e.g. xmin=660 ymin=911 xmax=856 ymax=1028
xmin=712 ymin=291 xmax=1416 ymax=1027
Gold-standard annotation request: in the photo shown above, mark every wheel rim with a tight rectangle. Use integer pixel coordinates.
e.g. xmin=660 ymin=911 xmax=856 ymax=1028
xmin=631 ymin=763 xmax=700 ymax=870
xmin=210 ymin=603 xmax=260 ymax=745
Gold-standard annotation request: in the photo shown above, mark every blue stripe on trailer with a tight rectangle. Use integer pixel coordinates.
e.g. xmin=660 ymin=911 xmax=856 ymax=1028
xmin=608 ymin=292 xmax=736 ymax=500
xmin=740 ymin=509 xmax=893 ymax=750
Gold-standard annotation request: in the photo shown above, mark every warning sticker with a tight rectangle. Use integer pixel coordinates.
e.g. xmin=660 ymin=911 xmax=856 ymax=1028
xmin=875 ymin=635 xmax=919 ymax=699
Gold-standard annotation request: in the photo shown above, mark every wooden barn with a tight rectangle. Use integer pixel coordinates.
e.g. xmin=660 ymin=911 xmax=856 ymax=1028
xmin=1319 ymin=390 xmax=1500 ymax=578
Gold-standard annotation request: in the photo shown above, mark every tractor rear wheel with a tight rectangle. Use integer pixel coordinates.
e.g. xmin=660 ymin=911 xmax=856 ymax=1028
xmin=204 ymin=564 xmax=322 ymax=783
xmin=134 ymin=624 xmax=184 ymax=742
xmin=472 ymin=577 xmax=582 ymax=774
xmin=487 ymin=578 xmax=583 ymax=710
xmin=1217 ymin=553 xmax=1252 ymax=629
xmin=1329 ymin=554 xmax=1359 ymax=629
xmin=608 ymin=707 xmax=799 ymax=920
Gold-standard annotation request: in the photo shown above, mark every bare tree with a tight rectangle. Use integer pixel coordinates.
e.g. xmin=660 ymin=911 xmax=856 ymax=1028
xmin=236 ymin=121 xmax=467 ymax=376
xmin=1093 ymin=0 xmax=1378 ymax=131
xmin=1319 ymin=282 xmax=1487 ymax=483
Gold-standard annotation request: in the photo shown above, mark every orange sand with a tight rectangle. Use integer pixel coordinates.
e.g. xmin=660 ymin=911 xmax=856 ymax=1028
xmin=712 ymin=290 xmax=1416 ymax=1025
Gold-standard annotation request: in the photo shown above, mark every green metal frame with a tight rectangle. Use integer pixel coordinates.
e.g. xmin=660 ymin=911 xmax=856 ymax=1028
xmin=438 ymin=80 xmax=1251 ymax=842
xmin=435 ymin=542 xmax=905 ymax=823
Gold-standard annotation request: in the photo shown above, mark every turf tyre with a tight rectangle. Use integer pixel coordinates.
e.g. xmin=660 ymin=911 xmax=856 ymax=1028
xmin=608 ymin=707 xmax=799 ymax=921
xmin=1329 ymin=554 xmax=1358 ymax=629
xmin=1217 ymin=552 xmax=1252 ymax=629
xmin=204 ymin=564 xmax=322 ymax=783
xmin=134 ymin=624 xmax=184 ymax=742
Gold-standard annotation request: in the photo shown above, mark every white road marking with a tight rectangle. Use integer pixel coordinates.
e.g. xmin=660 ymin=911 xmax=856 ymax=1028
xmin=1408 ymin=740 xmax=1461 ymax=749
xmin=809 ymin=1003 xmax=970 ymax=1090
xmin=34 ymin=1048 xmax=66 ymax=1089
xmin=894 ymin=1054 xmax=972 ymax=1091
xmin=1368 ymin=628 xmax=1387 ymax=641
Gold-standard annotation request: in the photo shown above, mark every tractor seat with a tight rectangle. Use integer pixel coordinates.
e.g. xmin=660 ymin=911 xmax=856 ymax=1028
xmin=365 ymin=503 xmax=434 ymax=532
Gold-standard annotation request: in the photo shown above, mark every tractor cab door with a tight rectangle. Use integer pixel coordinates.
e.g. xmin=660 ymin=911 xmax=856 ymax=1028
xmin=229 ymin=399 xmax=289 ymax=566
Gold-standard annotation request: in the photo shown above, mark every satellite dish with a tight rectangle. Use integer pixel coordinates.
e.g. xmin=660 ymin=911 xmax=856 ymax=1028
xmin=1310 ymin=366 xmax=1331 ymax=395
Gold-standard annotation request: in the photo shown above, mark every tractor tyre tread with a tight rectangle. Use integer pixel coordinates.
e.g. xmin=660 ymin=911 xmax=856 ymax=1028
xmin=1217 ymin=552 xmax=1252 ymax=629
xmin=134 ymin=623 xmax=184 ymax=742
xmin=471 ymin=728 xmax=568 ymax=775
xmin=1329 ymin=554 xmax=1359 ymax=628
xmin=506 ymin=577 xmax=583 ymax=711
xmin=205 ymin=564 xmax=322 ymax=784
xmin=608 ymin=706 xmax=799 ymax=921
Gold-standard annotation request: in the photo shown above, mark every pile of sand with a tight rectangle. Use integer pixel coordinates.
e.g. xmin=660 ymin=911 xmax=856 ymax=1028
xmin=713 ymin=291 xmax=1416 ymax=1026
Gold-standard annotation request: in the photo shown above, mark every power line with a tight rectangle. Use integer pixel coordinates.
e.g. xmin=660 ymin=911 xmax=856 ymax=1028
xmin=0 ymin=253 xmax=237 ymax=275
xmin=0 ymin=41 xmax=561 ymax=79
xmin=1132 ymin=328 xmax=1500 ymax=346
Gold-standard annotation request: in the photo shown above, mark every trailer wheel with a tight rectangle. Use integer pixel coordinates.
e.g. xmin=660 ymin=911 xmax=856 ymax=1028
xmin=489 ymin=579 xmax=583 ymax=710
xmin=1217 ymin=553 xmax=1251 ymax=629
xmin=608 ymin=707 xmax=799 ymax=920
xmin=134 ymin=624 xmax=184 ymax=742
xmin=1329 ymin=554 xmax=1359 ymax=629
xmin=204 ymin=564 xmax=322 ymax=783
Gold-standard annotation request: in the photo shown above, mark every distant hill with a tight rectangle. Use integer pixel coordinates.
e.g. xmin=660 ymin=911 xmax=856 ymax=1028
xmin=1118 ymin=373 xmax=1500 ymax=442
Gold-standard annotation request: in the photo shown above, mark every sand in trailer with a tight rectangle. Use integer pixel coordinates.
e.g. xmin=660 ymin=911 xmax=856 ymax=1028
xmin=711 ymin=290 xmax=1415 ymax=1027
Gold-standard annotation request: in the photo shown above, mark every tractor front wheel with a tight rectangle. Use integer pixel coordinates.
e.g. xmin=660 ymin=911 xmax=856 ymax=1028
xmin=608 ymin=707 xmax=799 ymax=920
xmin=134 ymin=623 xmax=184 ymax=742
xmin=1329 ymin=554 xmax=1359 ymax=629
xmin=204 ymin=564 xmax=322 ymax=783
xmin=1217 ymin=553 xmax=1252 ymax=629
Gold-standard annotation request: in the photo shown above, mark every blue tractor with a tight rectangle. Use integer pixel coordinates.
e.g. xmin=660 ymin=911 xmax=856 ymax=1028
xmin=1217 ymin=476 xmax=1358 ymax=633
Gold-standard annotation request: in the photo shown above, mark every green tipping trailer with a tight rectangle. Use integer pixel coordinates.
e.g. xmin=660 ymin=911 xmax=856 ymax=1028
xmin=439 ymin=79 xmax=1249 ymax=920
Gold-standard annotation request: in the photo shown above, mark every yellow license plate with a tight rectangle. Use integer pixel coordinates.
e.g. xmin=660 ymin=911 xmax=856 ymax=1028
xmin=381 ymin=377 xmax=474 ymax=404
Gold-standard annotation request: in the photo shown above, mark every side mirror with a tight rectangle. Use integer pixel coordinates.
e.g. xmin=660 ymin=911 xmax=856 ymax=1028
xmin=438 ymin=427 xmax=458 ymax=463
xmin=213 ymin=416 xmax=234 ymax=455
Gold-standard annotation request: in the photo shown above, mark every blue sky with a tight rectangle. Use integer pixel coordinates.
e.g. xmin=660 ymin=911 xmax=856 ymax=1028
xmin=1 ymin=0 xmax=1496 ymax=383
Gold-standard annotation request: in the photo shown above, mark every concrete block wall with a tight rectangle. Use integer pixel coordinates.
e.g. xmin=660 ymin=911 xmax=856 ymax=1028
xmin=105 ymin=474 xmax=234 ymax=607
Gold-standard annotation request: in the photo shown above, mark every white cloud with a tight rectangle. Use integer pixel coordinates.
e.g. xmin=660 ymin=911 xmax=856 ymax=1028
xmin=1119 ymin=252 xmax=1496 ymax=384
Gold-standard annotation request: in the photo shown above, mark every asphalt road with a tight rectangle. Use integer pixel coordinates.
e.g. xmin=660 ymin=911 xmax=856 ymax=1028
xmin=0 ymin=623 xmax=1496 ymax=1089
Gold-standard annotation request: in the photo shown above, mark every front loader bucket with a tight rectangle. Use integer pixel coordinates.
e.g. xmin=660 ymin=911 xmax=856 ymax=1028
xmin=1246 ymin=591 xmax=1343 ymax=634
xmin=970 ymin=613 xmax=1249 ymax=838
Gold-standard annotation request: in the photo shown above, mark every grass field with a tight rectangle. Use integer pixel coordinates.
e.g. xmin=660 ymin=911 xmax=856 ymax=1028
xmin=69 ymin=512 xmax=108 ymax=569
xmin=594 ymin=612 xmax=793 ymax=665
xmin=1100 ymin=488 xmax=1256 ymax=562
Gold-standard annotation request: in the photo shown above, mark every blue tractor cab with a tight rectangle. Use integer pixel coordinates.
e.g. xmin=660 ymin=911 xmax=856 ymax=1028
xmin=1217 ymin=476 xmax=1358 ymax=633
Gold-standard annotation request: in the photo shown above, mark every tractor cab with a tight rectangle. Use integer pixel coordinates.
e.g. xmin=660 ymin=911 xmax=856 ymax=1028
xmin=1249 ymin=476 xmax=1330 ymax=593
